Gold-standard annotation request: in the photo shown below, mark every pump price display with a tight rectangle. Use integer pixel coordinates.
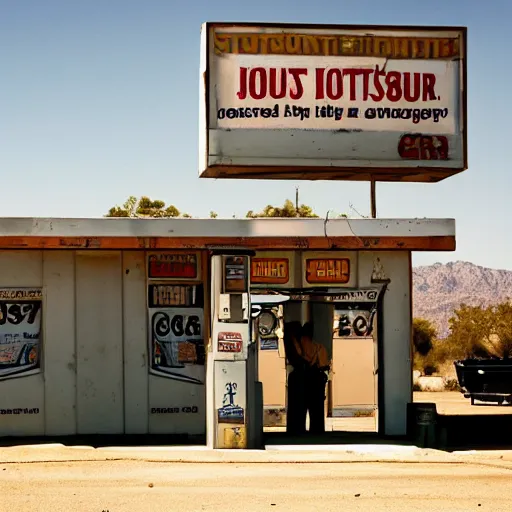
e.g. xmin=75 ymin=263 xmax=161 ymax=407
xmin=251 ymin=258 xmax=289 ymax=284
xmin=305 ymin=258 xmax=350 ymax=284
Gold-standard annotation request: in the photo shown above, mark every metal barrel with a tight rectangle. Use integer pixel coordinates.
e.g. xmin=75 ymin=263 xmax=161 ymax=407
xmin=407 ymin=402 xmax=438 ymax=448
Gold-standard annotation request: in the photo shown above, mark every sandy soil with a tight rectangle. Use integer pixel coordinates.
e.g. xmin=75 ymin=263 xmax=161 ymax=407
xmin=1 ymin=459 xmax=511 ymax=512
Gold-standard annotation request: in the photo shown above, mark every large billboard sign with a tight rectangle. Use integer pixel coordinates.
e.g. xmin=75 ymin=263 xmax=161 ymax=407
xmin=199 ymin=23 xmax=467 ymax=182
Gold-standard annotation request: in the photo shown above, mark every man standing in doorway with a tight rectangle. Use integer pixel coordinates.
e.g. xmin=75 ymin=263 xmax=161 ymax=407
xmin=284 ymin=321 xmax=308 ymax=435
xmin=298 ymin=322 xmax=331 ymax=435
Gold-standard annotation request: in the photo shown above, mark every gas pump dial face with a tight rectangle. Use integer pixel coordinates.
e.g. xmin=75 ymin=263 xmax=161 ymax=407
xmin=258 ymin=310 xmax=277 ymax=336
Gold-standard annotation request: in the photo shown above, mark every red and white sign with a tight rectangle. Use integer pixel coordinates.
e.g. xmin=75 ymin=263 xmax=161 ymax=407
xmin=199 ymin=23 xmax=467 ymax=182
xmin=218 ymin=332 xmax=243 ymax=353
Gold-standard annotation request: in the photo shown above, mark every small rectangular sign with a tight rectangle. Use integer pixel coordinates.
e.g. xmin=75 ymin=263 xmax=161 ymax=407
xmin=148 ymin=284 xmax=203 ymax=308
xmin=218 ymin=406 xmax=245 ymax=424
xmin=0 ymin=289 xmax=42 ymax=301
xmin=260 ymin=336 xmax=279 ymax=351
xmin=251 ymin=258 xmax=289 ymax=284
xmin=305 ymin=258 xmax=350 ymax=284
xmin=218 ymin=332 xmax=243 ymax=353
xmin=224 ymin=256 xmax=248 ymax=292
xmin=148 ymin=253 xmax=198 ymax=279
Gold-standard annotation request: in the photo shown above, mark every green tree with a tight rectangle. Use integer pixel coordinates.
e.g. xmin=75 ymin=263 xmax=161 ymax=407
xmin=106 ymin=196 xmax=335 ymax=221
xmin=412 ymin=317 xmax=440 ymax=374
xmin=412 ymin=318 xmax=437 ymax=356
xmin=446 ymin=304 xmax=493 ymax=359
xmin=412 ymin=301 xmax=512 ymax=375
xmin=246 ymin=199 xmax=319 ymax=218
xmin=105 ymin=196 xmax=189 ymax=218
xmin=444 ymin=302 xmax=512 ymax=359
xmin=491 ymin=302 xmax=512 ymax=358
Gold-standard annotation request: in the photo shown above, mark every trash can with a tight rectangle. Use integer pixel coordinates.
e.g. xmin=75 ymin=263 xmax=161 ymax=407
xmin=407 ymin=402 xmax=437 ymax=448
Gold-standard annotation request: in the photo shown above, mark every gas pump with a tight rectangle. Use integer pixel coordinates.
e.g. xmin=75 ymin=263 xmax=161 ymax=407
xmin=251 ymin=296 xmax=289 ymax=428
xmin=207 ymin=252 xmax=264 ymax=449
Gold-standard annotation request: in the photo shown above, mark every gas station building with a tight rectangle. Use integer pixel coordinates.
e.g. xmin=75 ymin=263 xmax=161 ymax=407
xmin=0 ymin=216 xmax=455 ymax=447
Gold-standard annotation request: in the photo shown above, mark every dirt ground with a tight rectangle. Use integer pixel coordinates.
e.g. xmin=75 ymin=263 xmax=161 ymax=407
xmin=414 ymin=391 xmax=512 ymax=415
xmin=3 ymin=392 xmax=512 ymax=511
xmin=2 ymin=459 xmax=512 ymax=512
xmin=265 ymin=391 xmax=512 ymax=434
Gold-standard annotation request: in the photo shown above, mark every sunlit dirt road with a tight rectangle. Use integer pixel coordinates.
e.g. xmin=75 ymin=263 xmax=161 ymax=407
xmin=2 ymin=459 xmax=512 ymax=512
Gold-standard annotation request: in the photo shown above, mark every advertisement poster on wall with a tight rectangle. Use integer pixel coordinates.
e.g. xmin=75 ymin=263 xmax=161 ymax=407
xmin=148 ymin=306 xmax=205 ymax=385
xmin=0 ymin=288 xmax=42 ymax=380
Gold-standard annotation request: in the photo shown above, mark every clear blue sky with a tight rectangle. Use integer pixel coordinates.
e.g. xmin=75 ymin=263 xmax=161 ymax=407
xmin=1 ymin=0 xmax=508 ymax=269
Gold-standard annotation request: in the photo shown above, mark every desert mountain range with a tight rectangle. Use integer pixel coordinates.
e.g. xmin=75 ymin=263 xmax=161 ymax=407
xmin=413 ymin=261 xmax=512 ymax=338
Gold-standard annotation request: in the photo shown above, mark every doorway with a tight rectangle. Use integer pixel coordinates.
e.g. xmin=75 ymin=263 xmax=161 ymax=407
xmin=251 ymin=289 xmax=382 ymax=443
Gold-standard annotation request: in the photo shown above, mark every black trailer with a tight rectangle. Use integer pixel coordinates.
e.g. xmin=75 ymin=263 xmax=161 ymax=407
xmin=454 ymin=359 xmax=512 ymax=405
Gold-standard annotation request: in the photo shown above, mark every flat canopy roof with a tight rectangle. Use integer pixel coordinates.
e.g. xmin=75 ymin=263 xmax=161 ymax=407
xmin=0 ymin=217 xmax=455 ymax=251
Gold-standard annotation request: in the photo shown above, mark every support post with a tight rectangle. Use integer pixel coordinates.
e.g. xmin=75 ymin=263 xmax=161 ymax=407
xmin=370 ymin=180 xmax=377 ymax=219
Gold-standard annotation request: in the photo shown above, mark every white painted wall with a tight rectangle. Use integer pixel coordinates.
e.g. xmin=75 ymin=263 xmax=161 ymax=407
xmin=43 ymin=251 xmax=76 ymax=435
xmin=122 ymin=252 xmax=149 ymax=434
xmin=358 ymin=251 xmax=412 ymax=436
xmin=75 ymin=251 xmax=124 ymax=434
xmin=0 ymin=249 xmax=206 ymax=438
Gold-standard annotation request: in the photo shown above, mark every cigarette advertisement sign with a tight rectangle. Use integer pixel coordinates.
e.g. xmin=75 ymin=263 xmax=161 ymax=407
xmin=200 ymin=23 xmax=467 ymax=182
xmin=0 ymin=288 xmax=42 ymax=380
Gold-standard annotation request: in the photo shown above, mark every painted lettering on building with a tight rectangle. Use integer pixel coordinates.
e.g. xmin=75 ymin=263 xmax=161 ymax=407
xmin=148 ymin=253 xmax=198 ymax=279
xmin=334 ymin=306 xmax=377 ymax=338
xmin=214 ymin=32 xmax=460 ymax=59
xmin=251 ymin=258 xmax=289 ymax=284
xmin=148 ymin=307 xmax=205 ymax=384
xmin=151 ymin=406 xmax=199 ymax=414
xmin=0 ymin=408 xmax=40 ymax=415
xmin=305 ymin=258 xmax=350 ymax=284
